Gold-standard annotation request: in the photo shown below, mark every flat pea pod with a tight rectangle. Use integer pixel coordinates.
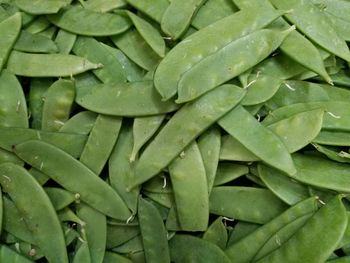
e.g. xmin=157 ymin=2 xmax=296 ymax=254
xmin=0 ymin=70 xmax=28 ymax=128
xmin=76 ymin=81 xmax=179 ymax=117
xmin=24 ymin=16 xmax=51 ymax=34
xmin=126 ymin=0 xmax=169 ymax=22
xmin=77 ymin=204 xmax=106 ymax=263
xmin=0 ymin=12 xmax=21 ymax=71
xmin=83 ymin=0 xmax=127 ymax=12
xmin=132 ymin=84 xmax=245 ymax=188
xmin=219 ymin=135 xmax=259 ymax=162
xmin=154 ymin=8 xmax=282 ymax=100
xmin=170 ymin=234 xmax=231 ymax=263
xmin=313 ymin=130 xmax=350 ymax=146
xmin=130 ymin=115 xmax=165 ymax=162
xmin=226 ymin=221 xmax=260 ymax=247
xmin=72 ymin=36 xmax=127 ymax=84
xmin=138 ymin=197 xmax=171 ymax=263
xmin=209 ymin=186 xmax=288 ymax=224
xmin=161 ymin=0 xmax=206 ymax=40
xmin=328 ymin=257 xmax=350 ymax=263
xmin=14 ymin=30 xmax=58 ymax=53
xmin=0 ymin=127 xmax=87 ymax=158
xmin=59 ymin=111 xmax=97 ymax=135
xmin=29 ymin=167 xmax=50 ymax=186
xmin=0 ymin=148 xmax=23 ymax=166
xmin=13 ymin=140 xmax=132 ymax=220
xmin=102 ymin=252 xmax=132 ymax=263
xmin=168 ymin=142 xmax=209 ymax=231
xmin=213 ymin=163 xmax=249 ymax=186
xmin=41 ymin=79 xmax=75 ymax=132
xmin=202 ymin=216 xmax=228 ymax=250
xmin=80 ymin=114 xmax=122 ymax=175
xmin=127 ymin=11 xmax=166 ymax=57
xmin=0 ymin=245 xmax=34 ymax=263
xmin=224 ymin=197 xmax=319 ymax=262
xmin=72 ymin=241 xmax=91 ymax=263
xmin=0 ymin=163 xmax=68 ymax=263
xmin=197 ymin=125 xmax=221 ymax=193
xmin=45 ymin=187 xmax=75 ymax=211
xmin=106 ymin=224 xmax=140 ymax=249
xmin=269 ymin=0 xmax=350 ymax=62
xmin=312 ymin=143 xmax=350 ymax=164
xmin=55 ymin=29 xmax=76 ymax=54
xmin=47 ymin=5 xmax=132 ymax=36
xmin=218 ymin=105 xmax=296 ymax=176
xmin=258 ymin=164 xmax=309 ymax=205
xmin=176 ymin=26 xmax=294 ymax=103
xmin=6 ymin=51 xmax=101 ymax=77
xmin=15 ymin=0 xmax=67 ymax=15
xmin=256 ymin=195 xmax=347 ymax=263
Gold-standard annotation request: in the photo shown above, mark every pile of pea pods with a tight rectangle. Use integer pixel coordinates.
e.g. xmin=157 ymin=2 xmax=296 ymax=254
xmin=2 ymin=0 xmax=350 ymax=262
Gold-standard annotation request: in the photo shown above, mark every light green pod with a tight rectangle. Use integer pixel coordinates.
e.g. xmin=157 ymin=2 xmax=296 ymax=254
xmin=161 ymin=0 xmax=206 ymax=40
xmin=14 ymin=140 xmax=132 ymax=220
xmin=55 ymin=29 xmax=76 ymax=54
xmin=41 ymin=79 xmax=75 ymax=132
xmin=219 ymin=135 xmax=259 ymax=162
xmin=14 ymin=30 xmax=58 ymax=53
xmin=83 ymin=0 xmax=127 ymax=12
xmin=0 ymin=163 xmax=68 ymax=263
xmin=59 ymin=111 xmax=97 ymax=135
xmin=47 ymin=5 xmax=132 ymax=36
xmin=0 ymin=245 xmax=35 ymax=263
xmin=24 ymin=16 xmax=51 ymax=34
xmin=45 ymin=187 xmax=75 ymax=210
xmin=0 ymin=12 xmax=21 ymax=71
xmin=314 ymin=131 xmax=350 ymax=146
xmin=213 ymin=163 xmax=249 ymax=186
xmin=7 ymin=51 xmax=101 ymax=77
xmin=126 ymin=0 xmax=169 ymax=22
xmin=132 ymin=84 xmax=245 ymax=188
xmin=15 ymin=0 xmax=67 ymax=14
xmin=0 ymin=148 xmax=23 ymax=166
xmin=202 ymin=217 xmax=228 ymax=249
xmin=72 ymin=241 xmax=91 ymax=263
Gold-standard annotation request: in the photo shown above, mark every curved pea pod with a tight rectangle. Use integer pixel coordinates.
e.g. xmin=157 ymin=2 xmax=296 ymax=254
xmin=0 ymin=148 xmax=23 ymax=166
xmin=41 ymin=79 xmax=75 ymax=132
xmin=198 ymin=125 xmax=221 ymax=193
xmin=312 ymin=143 xmax=350 ymax=164
xmin=47 ymin=6 xmax=131 ymax=36
xmin=256 ymin=195 xmax=347 ymax=263
xmin=143 ymin=191 xmax=174 ymax=208
xmin=102 ymin=252 xmax=132 ymax=263
xmin=72 ymin=36 xmax=126 ymax=84
xmin=59 ymin=111 xmax=97 ymax=135
xmin=218 ymin=105 xmax=296 ymax=175
xmin=76 ymin=204 xmax=106 ymax=263
xmin=209 ymin=186 xmax=288 ymax=224
xmin=266 ymin=108 xmax=324 ymax=153
xmin=58 ymin=208 xmax=85 ymax=226
xmin=0 ymin=245 xmax=34 ymax=263
xmin=55 ymin=29 xmax=76 ymax=54
xmin=45 ymin=187 xmax=75 ymax=211
xmin=15 ymin=0 xmax=67 ymax=15
xmin=0 ymin=12 xmax=21 ymax=71
xmin=130 ymin=115 xmax=165 ymax=162
xmin=72 ymin=241 xmax=91 ymax=263
xmin=111 ymin=29 xmax=161 ymax=71
xmin=170 ymin=234 xmax=231 ymax=263
xmin=7 ymin=51 xmax=101 ymax=77
xmin=14 ymin=30 xmax=58 ymax=53
xmin=227 ymin=221 xmax=260 ymax=247
xmin=258 ymin=164 xmax=309 ymax=205
xmin=138 ymin=197 xmax=170 ymax=263
xmin=29 ymin=168 xmax=50 ymax=185
xmin=0 ymin=163 xmax=68 ymax=263
xmin=219 ymin=135 xmax=259 ymax=162
xmin=214 ymin=163 xmax=249 ymax=186
xmin=161 ymin=0 xmax=206 ymax=40
xmin=154 ymin=8 xmax=282 ymax=100
xmin=80 ymin=114 xmax=122 ymax=175
xmin=241 ymin=75 xmax=282 ymax=106
xmin=202 ymin=217 xmax=228 ymax=250
xmin=106 ymin=224 xmax=140 ymax=249
xmin=109 ymin=122 xmax=139 ymax=214
xmin=168 ymin=142 xmax=209 ymax=231
xmin=0 ymin=70 xmax=28 ymax=128
xmin=314 ymin=130 xmax=350 ymax=146
xmin=83 ymin=0 xmax=127 ymax=12
xmin=131 ymin=84 xmax=245 ymax=188
xmin=127 ymin=11 xmax=165 ymax=57
xmin=126 ymin=0 xmax=168 ymax=22
xmin=14 ymin=140 xmax=132 ymax=220
xmin=225 ymin=197 xmax=319 ymax=262
xmin=327 ymin=257 xmax=350 ymax=263
xmin=176 ymin=26 xmax=294 ymax=103
xmin=269 ymin=0 xmax=350 ymax=62
xmin=326 ymin=13 xmax=350 ymax=41
xmin=76 ymin=81 xmax=179 ymax=117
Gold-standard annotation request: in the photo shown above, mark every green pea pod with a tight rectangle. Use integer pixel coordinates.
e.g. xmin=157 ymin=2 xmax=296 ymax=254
xmin=59 ymin=111 xmax=97 ymax=135
xmin=106 ymin=224 xmax=140 ymax=249
xmin=14 ymin=30 xmax=58 ymax=53
xmin=47 ymin=5 xmax=132 ymax=36
xmin=102 ymin=251 xmax=132 ymax=263
xmin=55 ymin=29 xmax=76 ymax=54
xmin=256 ymin=195 xmax=347 ymax=263
xmin=0 ymin=245 xmax=34 ymax=263
xmin=219 ymin=135 xmax=259 ymax=162
xmin=72 ymin=241 xmax=91 ymax=263
xmin=226 ymin=221 xmax=260 ymax=247
xmin=218 ymin=105 xmax=296 ymax=176
xmin=0 ymin=12 xmax=21 ymax=71
xmin=126 ymin=0 xmax=169 ymax=22
xmin=0 ymin=163 xmax=68 ymax=263
xmin=132 ymin=84 xmax=245 ymax=188
xmin=313 ymin=130 xmax=350 ymax=146
xmin=83 ymin=0 xmax=127 ymax=12
xmin=25 ymin=16 xmax=51 ymax=34
xmin=45 ymin=187 xmax=75 ymax=211
xmin=138 ymin=197 xmax=170 ymax=263
xmin=15 ymin=0 xmax=67 ymax=15
xmin=202 ymin=217 xmax=228 ymax=250
xmin=7 ymin=51 xmax=101 ymax=77
xmin=13 ymin=140 xmax=132 ymax=220
xmin=213 ymin=163 xmax=249 ymax=186
xmin=154 ymin=8 xmax=281 ymax=100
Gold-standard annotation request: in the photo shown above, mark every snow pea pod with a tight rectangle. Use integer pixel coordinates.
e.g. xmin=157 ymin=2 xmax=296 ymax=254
xmin=0 ymin=245 xmax=34 ymax=263
xmin=256 ymin=195 xmax=347 ymax=263
xmin=14 ymin=30 xmax=58 ymax=53
xmin=126 ymin=0 xmax=168 ymax=22
xmin=15 ymin=0 xmax=67 ymax=15
xmin=0 ymin=163 xmax=68 ymax=263
xmin=47 ymin=5 xmax=132 ymax=36
xmin=14 ymin=140 xmax=132 ymax=220
xmin=202 ymin=216 xmax=227 ymax=249
xmin=219 ymin=135 xmax=259 ymax=162
xmin=106 ymin=224 xmax=140 ymax=249
xmin=25 ymin=16 xmax=51 ymax=34
xmin=59 ymin=111 xmax=97 ymax=135
xmin=218 ymin=105 xmax=296 ymax=175
xmin=0 ymin=12 xmax=21 ymax=71
xmin=7 ymin=51 xmax=101 ymax=77
xmin=213 ymin=163 xmax=249 ymax=186
xmin=177 ymin=26 xmax=294 ymax=103
xmin=83 ymin=0 xmax=127 ymax=12
xmin=161 ymin=0 xmax=206 ymax=40
xmin=154 ymin=8 xmax=281 ymax=100
xmin=313 ymin=130 xmax=350 ymax=146
xmin=76 ymin=81 xmax=179 ymax=117
xmin=132 ymin=84 xmax=245 ymax=188
xmin=55 ymin=29 xmax=76 ymax=54
xmin=45 ymin=187 xmax=75 ymax=211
